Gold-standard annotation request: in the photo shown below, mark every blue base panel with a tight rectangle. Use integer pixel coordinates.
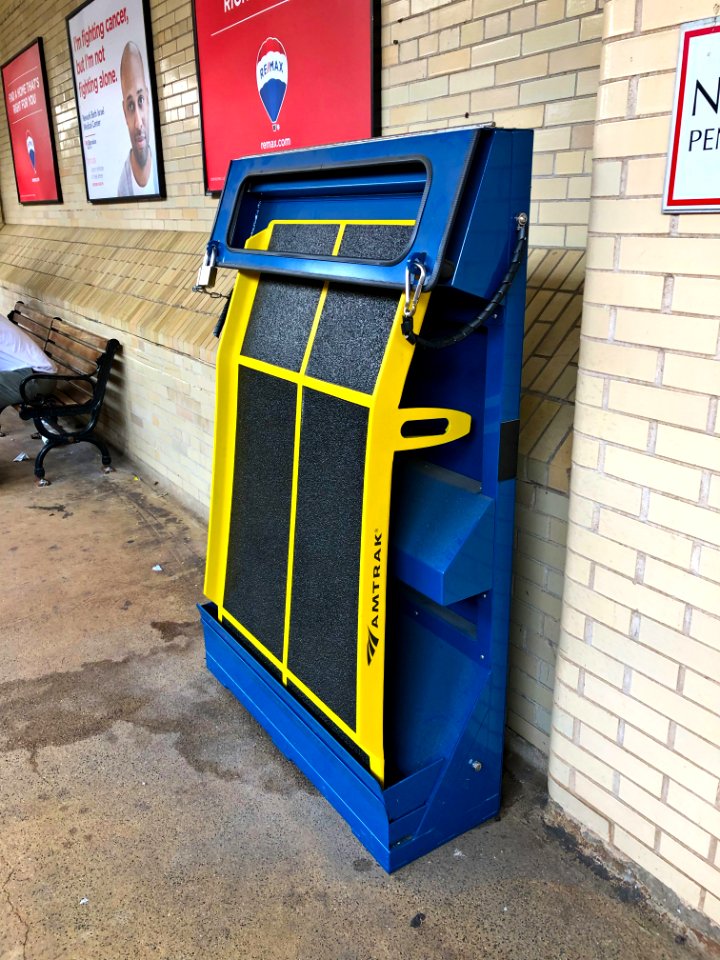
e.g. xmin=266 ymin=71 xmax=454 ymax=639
xmin=200 ymin=602 xmax=501 ymax=872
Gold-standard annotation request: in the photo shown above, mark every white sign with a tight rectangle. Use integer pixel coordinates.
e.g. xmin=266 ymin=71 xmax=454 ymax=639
xmin=664 ymin=18 xmax=720 ymax=213
xmin=67 ymin=0 xmax=164 ymax=202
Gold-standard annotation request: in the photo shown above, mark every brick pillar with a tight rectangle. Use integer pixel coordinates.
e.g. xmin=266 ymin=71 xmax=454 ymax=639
xmin=549 ymin=0 xmax=720 ymax=929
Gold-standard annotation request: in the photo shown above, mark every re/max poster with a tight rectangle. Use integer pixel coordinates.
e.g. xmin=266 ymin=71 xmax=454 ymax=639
xmin=194 ymin=0 xmax=379 ymax=193
xmin=1 ymin=39 xmax=62 ymax=204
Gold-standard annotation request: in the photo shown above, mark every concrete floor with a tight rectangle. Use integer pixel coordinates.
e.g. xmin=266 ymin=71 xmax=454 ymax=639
xmin=0 ymin=409 xmax=699 ymax=960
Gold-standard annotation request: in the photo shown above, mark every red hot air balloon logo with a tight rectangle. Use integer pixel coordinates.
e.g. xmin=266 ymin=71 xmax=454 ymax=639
xmin=256 ymin=38 xmax=287 ymax=129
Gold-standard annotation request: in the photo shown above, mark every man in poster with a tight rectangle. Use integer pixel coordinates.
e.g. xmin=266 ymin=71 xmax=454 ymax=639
xmin=117 ymin=41 xmax=158 ymax=196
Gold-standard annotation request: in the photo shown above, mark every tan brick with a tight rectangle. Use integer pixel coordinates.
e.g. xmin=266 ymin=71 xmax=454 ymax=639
xmin=548 ymin=779 xmax=612 ymax=841
xmin=624 ymin=723 xmax=719 ymax=803
xmin=545 ymin=97 xmax=598 ymax=126
xmin=592 ymin=622 xmax=680 ymax=689
xmin=521 ymin=74 xmax=578 ymax=105
xmin=555 ymin=151 xmax=586 ymax=175
xmin=641 ymin=2 xmax=719 ymax=30
xmin=663 ymin=355 xmax=720 ymax=397
xmin=667 ymin=781 xmax=720 ymax=840
xmin=621 ymin=237 xmax=720 ymax=277
xmin=580 ymin=724 xmax=664 ymax=795
xmin=659 ymin=834 xmax=720 ymax=900
xmin=471 ymin=34 xmax=522 ymax=66
xmin=648 ymin=495 xmax=720 ymax=548
xmin=555 ymin=675 xmax=620 ymax=744
xmin=579 ymin=337 xmax=660 ymax=381
xmin=595 ymin=566 xmax=687 ymax=633
xmin=585 ymin=237 xmax=616 ymax=270
xmin=591 ymin=199 xmax=668 ymax=235
xmin=575 ymin=772 xmax=656 ymax=846
xmin=620 ymin=778 xmax=712 ymax=856
xmin=575 ymin=404 xmax=648 ymax=450
xmin=675 ymin=724 xmax=720 ymax=780
xmin=614 ymin=309 xmax=719 ymax=355
xmin=565 ymin=574 xmax=633 ymax=633
xmin=495 ymin=53 xmax=549 ymax=84
xmin=569 ymin=462 xmax=644 ymax=515
xmin=625 ymin=157 xmax=668 ymax=197
xmin=655 ymin=426 xmax=720 ymax=473
xmin=614 ymin=828 xmax=703 ymax=908
xmin=605 ymin=447 xmax=702 ymax=500
xmin=523 ymin=20 xmax=581 ymax=55
xmin=448 ymin=65 xmax=495 ymax=93
xmin=553 ymin=731 xmax=616 ymax=791
xmin=683 ymin=671 xmax=720 ymax=716
xmin=633 ymin=673 xmax=720 ymax=743
xmin=427 ymin=48 xmax=472 ymax=77
xmin=609 ymin=382 xmax=709 ymax=434
xmin=636 ymin=73 xmax=677 ymax=117
xmin=584 ymin=271 xmax=665 ymax=313
xmin=699 ymin=548 xmax=720 ymax=586
xmin=593 ymin=116 xmax=672 ymax=159
xmin=603 ymin=30 xmax=680 ymax=80
xmin=592 ymin=160 xmax=623 ymax=196
xmin=549 ymin=41 xmax=602 ymax=73
xmin=561 ymin=630 xmax=626 ymax=687
xmin=598 ymin=510 xmax=694 ymax=570
xmin=585 ymin=674 xmax=671 ymax=742
xmin=706 ymin=893 xmax=720 ymax=926
xmin=672 ymin=275 xmax=720 ymax=320
xmin=569 ymin=524 xmax=637 ymax=577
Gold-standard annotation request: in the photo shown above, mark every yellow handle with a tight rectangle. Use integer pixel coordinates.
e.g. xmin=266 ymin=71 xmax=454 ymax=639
xmin=394 ymin=407 xmax=472 ymax=452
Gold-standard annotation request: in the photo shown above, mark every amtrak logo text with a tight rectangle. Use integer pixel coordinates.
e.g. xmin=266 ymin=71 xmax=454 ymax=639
xmin=367 ymin=531 xmax=382 ymax=665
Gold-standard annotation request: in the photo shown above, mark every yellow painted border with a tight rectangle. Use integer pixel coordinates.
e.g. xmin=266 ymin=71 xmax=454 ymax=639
xmin=206 ymin=218 xmax=472 ymax=785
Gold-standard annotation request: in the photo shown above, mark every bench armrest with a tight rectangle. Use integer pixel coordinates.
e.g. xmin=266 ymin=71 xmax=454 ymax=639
xmin=19 ymin=371 xmax=94 ymax=404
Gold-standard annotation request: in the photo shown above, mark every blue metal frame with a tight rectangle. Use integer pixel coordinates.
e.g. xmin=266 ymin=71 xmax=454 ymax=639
xmin=200 ymin=126 xmax=533 ymax=871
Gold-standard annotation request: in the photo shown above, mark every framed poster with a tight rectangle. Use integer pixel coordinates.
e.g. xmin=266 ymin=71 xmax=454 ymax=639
xmin=66 ymin=0 xmax=164 ymax=202
xmin=193 ymin=0 xmax=380 ymax=194
xmin=664 ymin=18 xmax=720 ymax=213
xmin=1 ymin=38 xmax=62 ymax=204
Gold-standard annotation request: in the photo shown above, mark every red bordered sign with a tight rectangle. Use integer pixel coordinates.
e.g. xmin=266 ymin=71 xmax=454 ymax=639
xmin=1 ymin=38 xmax=62 ymax=205
xmin=664 ymin=19 xmax=720 ymax=213
xmin=193 ymin=0 xmax=380 ymax=194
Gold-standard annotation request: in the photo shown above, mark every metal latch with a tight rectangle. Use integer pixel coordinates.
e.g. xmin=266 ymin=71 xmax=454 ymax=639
xmin=193 ymin=244 xmax=217 ymax=292
xmin=401 ymin=257 xmax=427 ymax=344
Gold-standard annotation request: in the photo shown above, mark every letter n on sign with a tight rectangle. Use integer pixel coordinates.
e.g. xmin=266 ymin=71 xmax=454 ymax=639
xmin=664 ymin=18 xmax=720 ymax=213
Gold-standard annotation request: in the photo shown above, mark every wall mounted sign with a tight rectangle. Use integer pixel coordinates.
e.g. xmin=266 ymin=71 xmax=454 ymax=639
xmin=193 ymin=0 xmax=379 ymax=194
xmin=664 ymin=18 xmax=720 ymax=212
xmin=67 ymin=0 xmax=164 ymax=202
xmin=1 ymin=38 xmax=62 ymax=204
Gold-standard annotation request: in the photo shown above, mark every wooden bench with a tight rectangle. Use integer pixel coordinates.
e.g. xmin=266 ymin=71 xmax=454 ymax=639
xmin=8 ymin=301 xmax=120 ymax=485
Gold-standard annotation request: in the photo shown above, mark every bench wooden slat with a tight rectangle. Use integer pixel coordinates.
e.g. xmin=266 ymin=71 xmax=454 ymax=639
xmin=46 ymin=341 xmax=97 ymax=377
xmin=50 ymin=329 xmax=104 ymax=366
xmin=52 ymin=317 xmax=110 ymax=353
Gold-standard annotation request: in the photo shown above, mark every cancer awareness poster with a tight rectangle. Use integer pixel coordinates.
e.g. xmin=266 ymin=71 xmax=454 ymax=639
xmin=67 ymin=0 xmax=164 ymax=202
xmin=1 ymin=39 xmax=62 ymax=204
xmin=193 ymin=0 xmax=379 ymax=193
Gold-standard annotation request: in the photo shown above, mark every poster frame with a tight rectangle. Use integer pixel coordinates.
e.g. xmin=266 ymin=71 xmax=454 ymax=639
xmin=1 ymin=37 xmax=63 ymax=206
xmin=663 ymin=18 xmax=720 ymax=213
xmin=191 ymin=0 xmax=381 ymax=196
xmin=66 ymin=0 xmax=166 ymax=204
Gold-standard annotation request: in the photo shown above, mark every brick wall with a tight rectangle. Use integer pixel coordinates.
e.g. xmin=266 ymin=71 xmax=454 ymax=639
xmin=549 ymin=0 xmax=720 ymax=932
xmin=382 ymin=0 xmax=603 ymax=247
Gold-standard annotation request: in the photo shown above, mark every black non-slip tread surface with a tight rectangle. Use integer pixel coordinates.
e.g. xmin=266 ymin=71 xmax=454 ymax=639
xmin=338 ymin=223 xmax=414 ymax=263
xmin=267 ymin=222 xmax=340 ymax=257
xmin=223 ymin=366 xmax=296 ymax=660
xmin=241 ymin=276 xmax=324 ymax=372
xmin=287 ymin=389 xmax=368 ymax=729
xmin=306 ymin=283 xmax=400 ymax=395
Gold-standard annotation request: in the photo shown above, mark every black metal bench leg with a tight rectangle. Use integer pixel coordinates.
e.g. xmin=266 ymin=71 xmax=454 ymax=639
xmin=34 ymin=439 xmax=59 ymax=485
xmin=84 ymin=436 xmax=114 ymax=473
